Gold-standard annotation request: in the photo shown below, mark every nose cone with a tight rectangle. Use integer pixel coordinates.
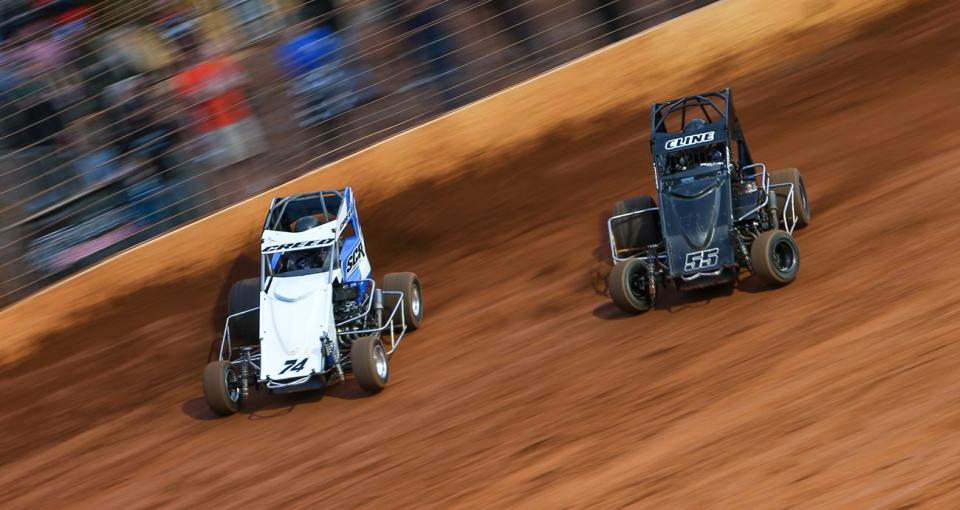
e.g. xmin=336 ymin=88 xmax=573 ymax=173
xmin=259 ymin=273 xmax=332 ymax=381
xmin=662 ymin=180 xmax=723 ymax=251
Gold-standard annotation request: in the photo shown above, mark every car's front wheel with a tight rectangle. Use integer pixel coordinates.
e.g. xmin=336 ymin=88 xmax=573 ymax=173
xmin=770 ymin=168 xmax=810 ymax=230
xmin=202 ymin=360 xmax=241 ymax=416
xmin=351 ymin=336 xmax=389 ymax=393
xmin=750 ymin=229 xmax=800 ymax=285
xmin=611 ymin=195 xmax=662 ymax=256
xmin=228 ymin=278 xmax=260 ymax=344
xmin=608 ymin=258 xmax=655 ymax=314
xmin=382 ymin=272 xmax=423 ymax=330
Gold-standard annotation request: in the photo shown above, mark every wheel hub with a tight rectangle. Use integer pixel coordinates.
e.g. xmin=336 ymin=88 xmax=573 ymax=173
xmin=799 ymin=176 xmax=810 ymax=215
xmin=773 ymin=239 xmax=797 ymax=273
xmin=373 ymin=343 xmax=388 ymax=380
xmin=225 ymin=368 xmax=240 ymax=403
xmin=628 ymin=265 xmax=653 ymax=306
xmin=410 ymin=284 xmax=422 ymax=318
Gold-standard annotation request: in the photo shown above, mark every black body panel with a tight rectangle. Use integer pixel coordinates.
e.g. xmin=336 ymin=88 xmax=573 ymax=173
xmin=658 ymin=163 xmax=735 ymax=276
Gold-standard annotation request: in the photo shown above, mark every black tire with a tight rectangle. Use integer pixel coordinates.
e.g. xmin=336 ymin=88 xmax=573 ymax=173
xmin=769 ymin=168 xmax=810 ymax=230
xmin=203 ymin=360 xmax=241 ymax=416
xmin=611 ymin=195 xmax=662 ymax=255
xmin=351 ymin=336 xmax=388 ymax=393
xmin=608 ymin=258 xmax=654 ymax=314
xmin=750 ymin=229 xmax=800 ymax=285
xmin=228 ymin=278 xmax=260 ymax=343
xmin=382 ymin=272 xmax=423 ymax=330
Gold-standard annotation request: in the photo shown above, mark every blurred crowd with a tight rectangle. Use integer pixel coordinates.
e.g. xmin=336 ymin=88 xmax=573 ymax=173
xmin=0 ymin=0 xmax=705 ymax=302
xmin=0 ymin=0 xmax=269 ymax=284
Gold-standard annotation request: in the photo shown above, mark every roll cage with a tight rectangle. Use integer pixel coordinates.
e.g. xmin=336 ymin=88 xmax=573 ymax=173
xmin=649 ymin=89 xmax=754 ymax=182
xmin=263 ymin=190 xmax=344 ymax=233
xmin=606 ymin=88 xmax=801 ymax=268
xmin=258 ymin=187 xmax=367 ymax=290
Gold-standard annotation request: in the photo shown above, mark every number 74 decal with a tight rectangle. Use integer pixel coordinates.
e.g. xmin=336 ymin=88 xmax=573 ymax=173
xmin=279 ymin=358 xmax=308 ymax=374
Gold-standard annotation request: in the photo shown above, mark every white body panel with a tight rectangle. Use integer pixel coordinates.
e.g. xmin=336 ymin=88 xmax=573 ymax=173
xmin=261 ymin=220 xmax=338 ymax=252
xmin=259 ymin=272 xmax=338 ymax=382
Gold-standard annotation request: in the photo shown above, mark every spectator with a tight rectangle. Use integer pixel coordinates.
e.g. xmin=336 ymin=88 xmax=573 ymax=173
xmin=99 ymin=25 xmax=175 ymax=80
xmin=154 ymin=2 xmax=202 ymax=61
xmin=392 ymin=0 xmax=465 ymax=109
xmin=64 ymin=113 xmax=123 ymax=188
xmin=117 ymin=84 xmax=183 ymax=183
xmin=225 ymin=0 xmax=276 ymax=44
xmin=277 ymin=18 xmax=347 ymax=78
xmin=0 ymin=41 xmax=24 ymax=149
xmin=174 ymin=42 xmax=266 ymax=170
xmin=8 ymin=19 xmax=68 ymax=78
xmin=467 ymin=0 xmax=538 ymax=65
xmin=300 ymin=0 xmax=342 ymax=32
xmin=50 ymin=3 xmax=91 ymax=40
xmin=3 ymin=24 xmax=67 ymax=152
xmin=277 ymin=18 xmax=359 ymax=132
xmin=328 ymin=1 xmax=387 ymax=104
xmin=12 ymin=90 xmax=65 ymax=150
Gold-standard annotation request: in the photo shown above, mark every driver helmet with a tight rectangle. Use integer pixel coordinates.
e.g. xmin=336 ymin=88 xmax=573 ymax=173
xmin=293 ymin=216 xmax=322 ymax=232
xmin=683 ymin=118 xmax=708 ymax=133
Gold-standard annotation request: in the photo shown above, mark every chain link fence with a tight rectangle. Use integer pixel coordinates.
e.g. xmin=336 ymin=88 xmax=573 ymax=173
xmin=0 ymin=0 xmax=715 ymax=305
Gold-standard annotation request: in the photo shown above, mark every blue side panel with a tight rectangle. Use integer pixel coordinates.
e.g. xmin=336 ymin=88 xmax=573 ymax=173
xmin=341 ymin=236 xmax=360 ymax=280
xmin=339 ymin=186 xmax=371 ymax=301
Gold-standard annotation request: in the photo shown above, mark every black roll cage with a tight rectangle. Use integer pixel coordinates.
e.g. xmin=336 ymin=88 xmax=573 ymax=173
xmin=649 ymin=89 xmax=754 ymax=177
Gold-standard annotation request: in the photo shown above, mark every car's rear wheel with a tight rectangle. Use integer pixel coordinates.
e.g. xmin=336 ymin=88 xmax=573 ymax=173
xmin=203 ymin=360 xmax=241 ymax=416
xmin=611 ymin=195 xmax=662 ymax=256
xmin=608 ymin=258 xmax=655 ymax=314
xmin=382 ymin=272 xmax=423 ymax=330
xmin=770 ymin=168 xmax=810 ymax=230
xmin=351 ymin=336 xmax=388 ymax=393
xmin=228 ymin=278 xmax=260 ymax=344
xmin=750 ymin=229 xmax=800 ymax=285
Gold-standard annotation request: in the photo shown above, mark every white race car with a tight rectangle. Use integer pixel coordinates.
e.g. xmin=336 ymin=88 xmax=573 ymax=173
xmin=203 ymin=188 xmax=423 ymax=416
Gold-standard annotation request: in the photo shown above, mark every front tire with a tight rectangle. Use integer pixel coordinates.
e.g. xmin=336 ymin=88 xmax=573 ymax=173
xmin=382 ymin=272 xmax=423 ymax=330
xmin=351 ymin=336 xmax=389 ymax=393
xmin=770 ymin=168 xmax=810 ymax=230
xmin=228 ymin=278 xmax=260 ymax=344
xmin=608 ymin=258 xmax=655 ymax=314
xmin=203 ymin=360 xmax=241 ymax=416
xmin=611 ymin=195 xmax=662 ymax=255
xmin=750 ymin=229 xmax=800 ymax=285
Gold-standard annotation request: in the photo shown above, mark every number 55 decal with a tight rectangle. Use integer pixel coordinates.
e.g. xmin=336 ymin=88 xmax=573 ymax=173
xmin=684 ymin=248 xmax=720 ymax=272
xmin=279 ymin=358 xmax=308 ymax=374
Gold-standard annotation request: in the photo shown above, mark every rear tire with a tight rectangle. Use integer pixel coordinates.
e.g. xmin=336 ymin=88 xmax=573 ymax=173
xmin=751 ymin=230 xmax=800 ymax=285
xmin=608 ymin=258 xmax=654 ymax=314
xmin=769 ymin=168 xmax=810 ymax=230
xmin=382 ymin=272 xmax=423 ymax=330
xmin=611 ymin=195 xmax=661 ymax=255
xmin=228 ymin=278 xmax=260 ymax=343
xmin=351 ymin=336 xmax=388 ymax=393
xmin=203 ymin=360 xmax=241 ymax=416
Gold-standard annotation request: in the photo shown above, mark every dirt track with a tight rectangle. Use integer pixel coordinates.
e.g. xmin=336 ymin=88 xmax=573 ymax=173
xmin=2 ymin=0 xmax=960 ymax=507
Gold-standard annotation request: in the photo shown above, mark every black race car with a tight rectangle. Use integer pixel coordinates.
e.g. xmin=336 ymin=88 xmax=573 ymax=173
xmin=606 ymin=89 xmax=810 ymax=313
